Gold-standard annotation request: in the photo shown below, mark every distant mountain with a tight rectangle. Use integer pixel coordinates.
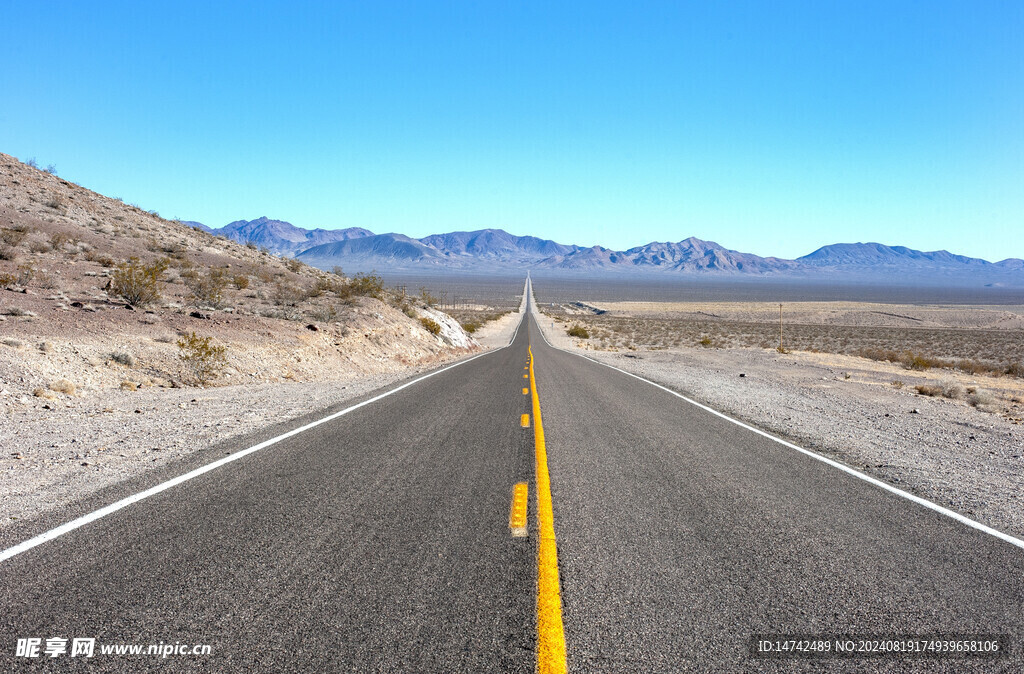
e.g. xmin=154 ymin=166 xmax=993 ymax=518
xmin=193 ymin=219 xmax=1023 ymax=286
xmin=181 ymin=220 xmax=213 ymax=233
xmin=419 ymin=229 xmax=578 ymax=262
xmin=203 ymin=216 xmax=373 ymax=256
xmin=799 ymin=243 xmax=993 ymax=269
xmin=296 ymin=233 xmax=444 ymax=268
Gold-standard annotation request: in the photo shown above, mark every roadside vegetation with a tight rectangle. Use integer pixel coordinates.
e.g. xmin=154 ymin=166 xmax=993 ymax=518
xmin=540 ymin=308 xmax=1024 ymax=380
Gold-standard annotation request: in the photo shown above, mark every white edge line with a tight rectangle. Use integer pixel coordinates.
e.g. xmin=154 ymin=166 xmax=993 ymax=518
xmin=528 ymin=290 xmax=1024 ymax=552
xmin=1 ymin=313 xmax=528 ymax=565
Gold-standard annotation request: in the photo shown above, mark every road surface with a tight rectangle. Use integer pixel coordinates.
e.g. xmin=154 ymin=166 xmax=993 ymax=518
xmin=2 ymin=282 xmax=1023 ymax=672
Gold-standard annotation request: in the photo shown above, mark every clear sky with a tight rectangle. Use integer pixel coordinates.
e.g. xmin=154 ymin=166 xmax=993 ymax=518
xmin=2 ymin=1 xmax=1021 ymax=260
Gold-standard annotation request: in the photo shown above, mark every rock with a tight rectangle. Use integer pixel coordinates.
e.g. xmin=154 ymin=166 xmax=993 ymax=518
xmin=739 ymin=373 xmax=746 ymax=378
xmin=306 ymin=324 xmax=319 ymax=331
xmin=910 ymin=408 xmax=921 ymax=414
xmin=189 ymin=311 xmax=210 ymax=320
xmin=70 ymin=301 xmax=83 ymax=308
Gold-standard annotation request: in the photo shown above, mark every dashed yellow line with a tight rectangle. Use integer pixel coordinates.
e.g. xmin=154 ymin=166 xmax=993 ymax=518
xmin=529 ymin=346 xmax=568 ymax=674
xmin=509 ymin=482 xmax=528 ymax=537
xmin=523 ymin=374 xmax=529 ymax=379
xmin=521 ymin=413 xmax=530 ymax=428
xmin=522 ymin=388 xmax=529 ymax=395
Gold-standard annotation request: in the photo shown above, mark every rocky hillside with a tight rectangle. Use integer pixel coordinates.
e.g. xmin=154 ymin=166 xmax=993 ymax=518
xmin=0 ymin=153 xmax=476 ymax=405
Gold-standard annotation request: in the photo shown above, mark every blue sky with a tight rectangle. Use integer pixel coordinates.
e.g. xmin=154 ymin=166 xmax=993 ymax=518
xmin=2 ymin=1 xmax=1021 ymax=260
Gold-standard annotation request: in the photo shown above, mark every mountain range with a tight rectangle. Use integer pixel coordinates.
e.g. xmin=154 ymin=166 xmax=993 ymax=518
xmin=187 ymin=217 xmax=1024 ymax=286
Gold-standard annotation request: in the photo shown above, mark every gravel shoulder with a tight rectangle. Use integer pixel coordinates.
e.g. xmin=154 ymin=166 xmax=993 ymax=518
xmin=532 ymin=302 xmax=1024 ymax=542
xmin=0 ymin=355 xmax=483 ymax=535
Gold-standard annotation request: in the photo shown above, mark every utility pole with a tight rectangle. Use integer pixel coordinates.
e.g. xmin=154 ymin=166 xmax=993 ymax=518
xmin=779 ymin=303 xmax=784 ymax=352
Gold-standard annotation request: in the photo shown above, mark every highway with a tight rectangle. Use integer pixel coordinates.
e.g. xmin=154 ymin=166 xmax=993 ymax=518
xmin=2 ymin=282 xmax=1024 ymax=672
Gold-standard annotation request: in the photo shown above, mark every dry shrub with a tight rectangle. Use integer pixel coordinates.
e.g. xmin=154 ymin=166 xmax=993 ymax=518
xmin=48 ymin=379 xmax=76 ymax=395
xmin=111 ymin=257 xmax=168 ymax=306
xmin=967 ymin=390 xmax=996 ymax=408
xmin=567 ymin=324 xmax=589 ymax=338
xmin=914 ymin=381 xmax=963 ymax=399
xmin=420 ymin=317 xmax=441 ymax=335
xmin=110 ymin=352 xmax=136 ymax=367
xmin=177 ymin=332 xmax=227 ymax=385
xmin=0 ymin=225 xmax=31 ymax=260
xmin=183 ymin=267 xmax=228 ymax=308
xmin=232 ymin=274 xmax=250 ymax=290
xmin=348 ymin=272 xmax=384 ymax=298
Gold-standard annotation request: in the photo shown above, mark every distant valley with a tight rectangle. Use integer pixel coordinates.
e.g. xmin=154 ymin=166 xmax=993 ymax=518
xmin=189 ymin=217 xmax=1024 ymax=287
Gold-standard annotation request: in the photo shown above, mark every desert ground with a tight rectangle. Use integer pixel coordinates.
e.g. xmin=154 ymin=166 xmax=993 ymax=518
xmin=533 ymin=294 xmax=1024 ymax=540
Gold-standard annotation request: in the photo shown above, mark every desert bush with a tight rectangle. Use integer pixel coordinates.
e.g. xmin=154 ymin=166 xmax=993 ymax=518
xmin=2 ymin=338 xmax=23 ymax=348
xmin=891 ymin=380 xmax=905 ymax=389
xmin=967 ymin=390 xmax=996 ymax=408
xmin=154 ymin=334 xmax=175 ymax=343
xmin=284 ymin=258 xmax=303 ymax=272
xmin=567 ymin=324 xmax=589 ymax=339
xmin=0 ymin=226 xmax=30 ymax=260
xmin=15 ymin=264 xmax=35 ymax=286
xmin=940 ymin=381 xmax=964 ymax=399
xmin=232 ymin=274 xmax=250 ymax=290
xmin=177 ymin=332 xmax=227 ymax=385
xmin=48 ymin=379 xmax=75 ymax=395
xmin=310 ymin=304 xmax=339 ymax=322
xmin=49 ymin=232 xmax=73 ymax=250
xmin=255 ymin=266 xmax=276 ymax=284
xmin=0 ymin=273 xmax=15 ymax=288
xmin=420 ymin=317 xmax=441 ymax=335
xmin=1006 ymin=362 xmax=1024 ymax=378
xmin=699 ymin=336 xmax=713 ymax=347
xmin=914 ymin=382 xmax=963 ymax=399
xmin=29 ymin=240 xmax=52 ymax=254
xmin=461 ymin=320 xmax=481 ymax=334
xmin=272 ymin=281 xmax=304 ymax=306
xmin=183 ymin=267 xmax=228 ymax=308
xmin=349 ymin=272 xmax=384 ymax=298
xmin=44 ymin=195 xmax=65 ymax=210
xmin=110 ymin=351 xmax=136 ymax=367
xmin=111 ymin=257 xmax=168 ymax=306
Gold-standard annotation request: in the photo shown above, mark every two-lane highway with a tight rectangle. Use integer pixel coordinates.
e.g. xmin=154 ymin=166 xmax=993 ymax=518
xmin=3 ymin=280 xmax=1024 ymax=672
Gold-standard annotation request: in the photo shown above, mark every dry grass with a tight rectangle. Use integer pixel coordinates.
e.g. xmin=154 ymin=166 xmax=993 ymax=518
xmin=543 ymin=309 xmax=1024 ymax=378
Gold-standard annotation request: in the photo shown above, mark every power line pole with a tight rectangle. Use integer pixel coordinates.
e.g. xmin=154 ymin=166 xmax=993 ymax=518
xmin=779 ymin=303 xmax=784 ymax=352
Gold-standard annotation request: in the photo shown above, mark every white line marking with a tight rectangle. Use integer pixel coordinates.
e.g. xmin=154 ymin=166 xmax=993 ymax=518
xmin=1 ymin=328 xmax=526 ymax=564
xmin=528 ymin=290 xmax=1024 ymax=552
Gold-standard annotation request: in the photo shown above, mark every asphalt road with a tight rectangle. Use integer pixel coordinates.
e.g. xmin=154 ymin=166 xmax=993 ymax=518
xmin=3 ymin=284 xmax=1024 ymax=672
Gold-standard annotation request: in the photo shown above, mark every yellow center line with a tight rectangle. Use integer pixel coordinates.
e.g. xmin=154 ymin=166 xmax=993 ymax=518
xmin=509 ymin=482 xmax=529 ymax=537
xmin=521 ymin=413 xmax=530 ymax=428
xmin=529 ymin=346 xmax=568 ymax=674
